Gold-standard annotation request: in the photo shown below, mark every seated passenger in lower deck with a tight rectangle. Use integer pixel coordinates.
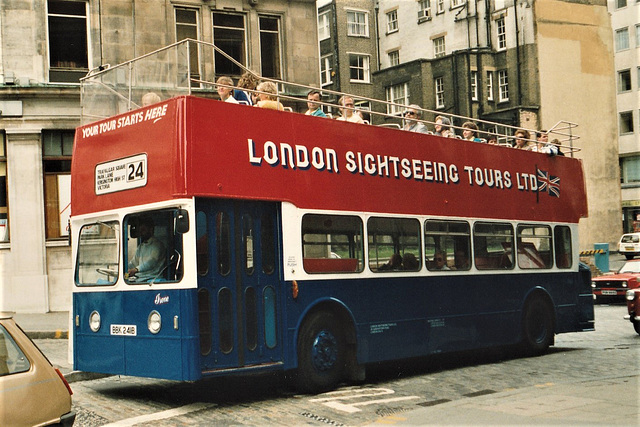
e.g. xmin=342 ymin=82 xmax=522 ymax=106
xmin=378 ymin=253 xmax=402 ymax=271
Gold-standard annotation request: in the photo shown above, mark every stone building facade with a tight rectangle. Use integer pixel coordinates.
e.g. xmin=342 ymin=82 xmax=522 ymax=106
xmin=0 ymin=0 xmax=318 ymax=313
xmin=371 ymin=0 xmax=621 ymax=249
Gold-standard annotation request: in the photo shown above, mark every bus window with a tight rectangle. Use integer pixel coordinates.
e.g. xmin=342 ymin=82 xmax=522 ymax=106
xmin=368 ymin=217 xmax=421 ymax=272
xmin=425 ymin=220 xmax=471 ymax=271
xmin=196 ymin=211 xmax=209 ymax=276
xmin=302 ymin=214 xmax=363 ymax=274
xmin=124 ymin=209 xmax=184 ymax=284
xmin=75 ymin=221 xmax=119 ymax=286
xmin=216 ymin=212 xmax=231 ymax=276
xmin=554 ymin=226 xmax=573 ymax=269
xmin=517 ymin=225 xmax=552 ymax=269
xmin=261 ymin=213 xmax=275 ymax=275
xmin=473 ymin=222 xmax=514 ymax=270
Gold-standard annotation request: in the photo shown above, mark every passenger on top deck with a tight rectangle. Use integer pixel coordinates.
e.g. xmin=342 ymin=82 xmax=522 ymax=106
xmin=434 ymin=115 xmax=455 ymax=138
xmin=255 ymin=81 xmax=285 ymax=111
xmin=513 ymin=129 xmax=534 ymax=150
xmin=336 ymin=96 xmax=364 ymax=124
xmin=216 ymin=76 xmax=239 ymax=104
xmin=141 ymin=92 xmax=161 ymax=107
xmin=532 ymin=130 xmax=559 ymax=155
xmin=234 ymin=72 xmax=257 ymax=105
xmin=402 ymin=105 xmax=429 ymax=133
xmin=305 ymin=90 xmax=327 ymax=117
xmin=462 ymin=121 xmax=484 ymax=142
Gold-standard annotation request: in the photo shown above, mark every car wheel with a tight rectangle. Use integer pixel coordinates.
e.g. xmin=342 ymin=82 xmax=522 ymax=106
xmin=634 ymin=320 xmax=640 ymax=336
xmin=296 ymin=311 xmax=346 ymax=393
xmin=521 ymin=298 xmax=554 ymax=356
xmin=625 ymin=254 xmax=635 ymax=260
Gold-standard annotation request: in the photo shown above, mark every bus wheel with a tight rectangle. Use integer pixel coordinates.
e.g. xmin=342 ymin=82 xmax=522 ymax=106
xmin=296 ymin=311 xmax=346 ymax=393
xmin=521 ymin=298 xmax=554 ymax=356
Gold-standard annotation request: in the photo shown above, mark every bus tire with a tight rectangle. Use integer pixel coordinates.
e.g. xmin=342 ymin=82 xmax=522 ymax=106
xmin=521 ymin=297 xmax=554 ymax=356
xmin=296 ymin=311 xmax=346 ymax=393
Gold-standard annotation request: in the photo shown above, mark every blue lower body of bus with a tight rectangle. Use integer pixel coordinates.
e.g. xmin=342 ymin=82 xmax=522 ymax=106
xmin=73 ymin=270 xmax=594 ymax=382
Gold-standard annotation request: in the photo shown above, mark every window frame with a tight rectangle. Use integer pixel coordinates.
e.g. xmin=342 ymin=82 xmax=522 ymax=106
xmin=388 ymin=50 xmax=400 ymax=67
xmin=258 ymin=15 xmax=283 ymax=79
xmin=175 ymin=7 xmax=201 ymax=83
xmin=212 ymin=11 xmax=248 ymax=78
xmin=619 ymin=111 xmax=635 ymax=135
xmin=433 ymin=36 xmax=446 ymax=58
xmin=42 ymin=130 xmax=73 ymax=240
xmin=46 ymin=0 xmax=90 ymax=84
xmin=473 ymin=222 xmax=514 ymax=271
xmin=435 ymin=76 xmax=445 ymax=109
xmin=471 ymin=70 xmax=478 ymax=101
xmin=618 ymin=69 xmax=632 ymax=92
xmin=496 ymin=17 xmax=507 ymax=50
xmin=436 ymin=0 xmax=445 ymax=14
xmin=424 ymin=220 xmax=471 ymax=272
xmin=0 ymin=133 xmax=8 ymax=242
xmin=385 ymin=82 xmax=409 ymax=115
xmin=516 ymin=224 xmax=553 ymax=270
xmin=615 ymin=27 xmax=630 ymax=52
xmin=418 ymin=0 xmax=432 ymax=20
xmin=386 ymin=9 xmax=399 ymax=34
xmin=320 ymin=54 xmax=333 ymax=86
xmin=318 ymin=10 xmax=331 ymax=41
xmin=487 ymin=71 xmax=494 ymax=101
xmin=368 ymin=217 xmax=422 ymax=273
xmin=498 ymin=69 xmax=509 ymax=102
xmin=346 ymin=9 xmax=369 ymax=38
xmin=349 ymin=53 xmax=371 ymax=83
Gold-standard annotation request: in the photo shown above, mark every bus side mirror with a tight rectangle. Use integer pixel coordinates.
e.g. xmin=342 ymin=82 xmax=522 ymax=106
xmin=176 ymin=209 xmax=189 ymax=234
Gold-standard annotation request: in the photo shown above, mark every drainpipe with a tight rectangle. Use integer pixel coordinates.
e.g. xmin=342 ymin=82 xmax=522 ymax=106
xmin=374 ymin=0 xmax=381 ymax=70
xmin=514 ymin=0 xmax=522 ymax=106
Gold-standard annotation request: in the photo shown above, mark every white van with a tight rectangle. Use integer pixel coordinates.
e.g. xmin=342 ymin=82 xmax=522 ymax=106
xmin=619 ymin=233 xmax=640 ymax=259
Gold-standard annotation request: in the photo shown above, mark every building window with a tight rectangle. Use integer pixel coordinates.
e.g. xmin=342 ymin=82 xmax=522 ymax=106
xmin=175 ymin=8 xmax=200 ymax=83
xmin=47 ymin=0 xmax=89 ymax=83
xmin=349 ymin=54 xmax=370 ymax=83
xmin=620 ymin=111 xmax=634 ymax=134
xmin=471 ymin=70 xmax=478 ymax=101
xmin=385 ymin=83 xmax=409 ymax=115
xmin=435 ymin=77 xmax=445 ymax=109
xmin=451 ymin=0 xmax=465 ymax=7
xmin=388 ymin=50 xmax=400 ymax=67
xmin=616 ymin=0 xmax=627 ymax=7
xmin=320 ymin=54 xmax=333 ymax=86
xmin=615 ymin=27 xmax=629 ymax=51
xmin=318 ymin=10 xmax=330 ymax=41
xmin=498 ymin=70 xmax=509 ymax=102
xmin=487 ymin=71 xmax=494 ymax=101
xmin=433 ymin=36 xmax=445 ymax=58
xmin=212 ymin=12 xmax=246 ymax=78
xmin=621 ymin=156 xmax=640 ymax=184
xmin=619 ymin=69 xmax=632 ymax=92
xmin=0 ymin=134 xmax=8 ymax=242
xmin=259 ymin=16 xmax=282 ymax=79
xmin=386 ymin=10 xmax=398 ymax=34
xmin=496 ymin=17 xmax=507 ymax=50
xmin=418 ymin=0 xmax=431 ymax=20
xmin=43 ymin=130 xmax=73 ymax=240
xmin=436 ymin=0 xmax=445 ymax=14
xmin=347 ymin=10 xmax=369 ymax=37
xmin=636 ymin=24 xmax=640 ymax=47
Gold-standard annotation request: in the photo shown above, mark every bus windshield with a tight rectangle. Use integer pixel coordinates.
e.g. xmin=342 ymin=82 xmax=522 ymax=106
xmin=76 ymin=221 xmax=119 ymax=286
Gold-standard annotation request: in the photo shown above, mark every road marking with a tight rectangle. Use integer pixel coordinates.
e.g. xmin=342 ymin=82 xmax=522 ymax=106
xmin=101 ymin=402 xmax=215 ymax=426
xmin=310 ymin=388 xmax=420 ymax=414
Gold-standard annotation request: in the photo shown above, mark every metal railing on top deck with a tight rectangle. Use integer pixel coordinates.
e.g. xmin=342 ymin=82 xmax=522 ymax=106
xmin=80 ymin=39 xmax=580 ymax=157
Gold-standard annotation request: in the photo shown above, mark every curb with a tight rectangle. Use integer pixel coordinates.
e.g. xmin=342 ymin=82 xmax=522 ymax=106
xmin=65 ymin=371 xmax=111 ymax=383
xmin=26 ymin=330 xmax=69 ymax=340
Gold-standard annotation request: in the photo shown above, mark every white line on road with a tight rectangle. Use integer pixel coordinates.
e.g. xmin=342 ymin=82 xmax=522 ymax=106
xmin=100 ymin=402 xmax=216 ymax=426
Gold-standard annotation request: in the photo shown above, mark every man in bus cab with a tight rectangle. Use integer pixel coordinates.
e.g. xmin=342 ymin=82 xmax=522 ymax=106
xmin=127 ymin=216 xmax=166 ymax=282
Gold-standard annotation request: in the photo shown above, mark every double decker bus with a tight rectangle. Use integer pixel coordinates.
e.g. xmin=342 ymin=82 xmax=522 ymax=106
xmin=71 ymin=42 xmax=594 ymax=393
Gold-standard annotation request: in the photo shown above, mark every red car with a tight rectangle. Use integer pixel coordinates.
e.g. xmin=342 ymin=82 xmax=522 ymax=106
xmin=591 ymin=259 xmax=640 ymax=301
xmin=625 ymin=289 xmax=640 ymax=335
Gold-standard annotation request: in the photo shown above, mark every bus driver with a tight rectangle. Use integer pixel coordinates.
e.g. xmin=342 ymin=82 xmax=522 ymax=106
xmin=127 ymin=216 xmax=166 ymax=282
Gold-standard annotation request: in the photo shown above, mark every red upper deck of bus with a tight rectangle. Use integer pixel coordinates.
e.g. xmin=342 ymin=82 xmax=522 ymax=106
xmin=72 ymin=95 xmax=587 ymax=223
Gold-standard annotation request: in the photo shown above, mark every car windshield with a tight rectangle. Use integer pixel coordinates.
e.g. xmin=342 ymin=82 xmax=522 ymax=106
xmin=618 ymin=261 xmax=640 ymax=274
xmin=621 ymin=234 xmax=640 ymax=243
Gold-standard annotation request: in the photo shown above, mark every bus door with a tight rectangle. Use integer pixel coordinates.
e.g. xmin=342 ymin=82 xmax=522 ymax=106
xmin=195 ymin=200 xmax=282 ymax=372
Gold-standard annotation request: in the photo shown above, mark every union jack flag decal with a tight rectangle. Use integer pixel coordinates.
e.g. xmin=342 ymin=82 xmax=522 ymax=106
xmin=537 ymin=168 xmax=560 ymax=197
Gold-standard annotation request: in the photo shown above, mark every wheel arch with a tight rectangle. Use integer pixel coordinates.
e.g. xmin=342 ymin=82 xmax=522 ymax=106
xmin=521 ymin=286 xmax=557 ymax=341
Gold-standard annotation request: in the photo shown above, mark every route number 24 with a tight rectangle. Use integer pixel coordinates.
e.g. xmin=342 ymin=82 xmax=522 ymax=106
xmin=127 ymin=160 xmax=146 ymax=182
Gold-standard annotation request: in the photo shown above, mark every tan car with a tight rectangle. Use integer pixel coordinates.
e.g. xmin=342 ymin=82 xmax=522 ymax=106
xmin=0 ymin=314 xmax=75 ymax=426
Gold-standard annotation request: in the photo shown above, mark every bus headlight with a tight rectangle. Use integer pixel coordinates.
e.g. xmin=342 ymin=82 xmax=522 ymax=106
xmin=89 ymin=311 xmax=101 ymax=332
xmin=148 ymin=311 xmax=161 ymax=334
